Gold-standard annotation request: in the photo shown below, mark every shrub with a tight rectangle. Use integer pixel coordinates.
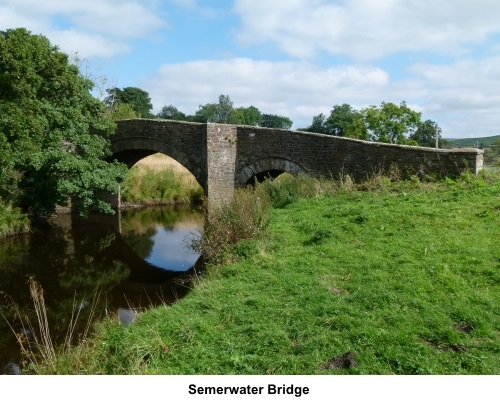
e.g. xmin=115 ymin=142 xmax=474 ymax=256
xmin=193 ymin=187 xmax=269 ymax=265
xmin=121 ymin=167 xmax=203 ymax=205
xmin=255 ymin=173 xmax=332 ymax=208
xmin=0 ymin=202 xmax=29 ymax=237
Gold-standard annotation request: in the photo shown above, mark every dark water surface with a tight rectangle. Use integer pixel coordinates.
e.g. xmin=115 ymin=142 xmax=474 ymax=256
xmin=0 ymin=205 xmax=204 ymax=374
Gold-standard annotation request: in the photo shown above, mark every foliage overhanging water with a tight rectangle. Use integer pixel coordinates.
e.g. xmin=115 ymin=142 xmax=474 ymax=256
xmin=0 ymin=205 xmax=204 ymax=374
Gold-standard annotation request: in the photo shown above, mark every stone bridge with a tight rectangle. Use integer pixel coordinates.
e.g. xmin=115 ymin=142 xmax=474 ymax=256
xmin=109 ymin=119 xmax=483 ymax=209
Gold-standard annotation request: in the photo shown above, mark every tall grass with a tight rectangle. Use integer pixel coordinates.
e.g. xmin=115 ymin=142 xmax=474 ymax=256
xmin=121 ymin=166 xmax=204 ymax=205
xmin=195 ymin=168 xmax=499 ymax=266
xmin=35 ymin=169 xmax=499 ymax=375
xmin=0 ymin=202 xmax=29 ymax=238
xmin=1 ymin=277 xmax=101 ymax=373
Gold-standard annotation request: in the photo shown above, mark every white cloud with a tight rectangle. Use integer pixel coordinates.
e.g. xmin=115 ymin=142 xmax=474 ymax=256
xmin=234 ymin=0 xmax=500 ymax=60
xmin=406 ymin=56 xmax=500 ymax=137
xmin=142 ymin=58 xmax=390 ymax=128
xmin=0 ymin=0 xmax=166 ymax=58
xmin=142 ymin=56 xmax=500 ymax=137
xmin=2 ymin=0 xmax=498 ymax=138
xmin=50 ymin=30 xmax=131 ymax=59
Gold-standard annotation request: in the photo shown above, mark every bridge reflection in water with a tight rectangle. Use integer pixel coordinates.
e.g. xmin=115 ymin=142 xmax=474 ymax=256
xmin=0 ymin=205 xmax=204 ymax=373
xmin=71 ymin=205 xmax=205 ymax=309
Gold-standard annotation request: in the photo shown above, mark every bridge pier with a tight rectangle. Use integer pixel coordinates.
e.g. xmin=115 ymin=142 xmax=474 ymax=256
xmin=205 ymin=124 xmax=237 ymax=212
xmin=109 ymin=119 xmax=485 ymax=214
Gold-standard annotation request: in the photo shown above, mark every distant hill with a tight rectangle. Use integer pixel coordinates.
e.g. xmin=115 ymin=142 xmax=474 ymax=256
xmin=447 ymin=135 xmax=500 ymax=148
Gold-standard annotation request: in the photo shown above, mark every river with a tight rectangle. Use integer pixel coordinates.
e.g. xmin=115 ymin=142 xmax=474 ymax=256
xmin=0 ymin=205 xmax=204 ymax=374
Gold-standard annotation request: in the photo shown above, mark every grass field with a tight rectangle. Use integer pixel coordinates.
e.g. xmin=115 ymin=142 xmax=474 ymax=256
xmin=31 ymin=171 xmax=500 ymax=375
xmin=121 ymin=153 xmax=204 ymax=205
xmin=447 ymin=135 xmax=500 ymax=148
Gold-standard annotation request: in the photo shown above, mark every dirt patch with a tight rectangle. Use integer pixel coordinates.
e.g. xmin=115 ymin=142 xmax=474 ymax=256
xmin=324 ymin=351 xmax=357 ymax=370
xmin=455 ymin=323 xmax=474 ymax=333
xmin=425 ymin=339 xmax=467 ymax=352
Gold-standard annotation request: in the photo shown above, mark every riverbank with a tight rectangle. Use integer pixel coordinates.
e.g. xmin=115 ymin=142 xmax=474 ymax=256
xmin=121 ymin=153 xmax=204 ymax=206
xmin=30 ymin=170 xmax=500 ymax=374
xmin=0 ymin=203 xmax=29 ymax=238
xmin=0 ymin=154 xmax=203 ymax=238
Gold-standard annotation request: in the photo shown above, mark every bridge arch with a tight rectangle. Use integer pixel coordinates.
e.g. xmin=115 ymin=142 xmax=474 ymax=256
xmin=110 ymin=136 xmax=206 ymax=193
xmin=238 ymin=156 xmax=308 ymax=185
xmin=107 ymin=119 xmax=483 ymax=210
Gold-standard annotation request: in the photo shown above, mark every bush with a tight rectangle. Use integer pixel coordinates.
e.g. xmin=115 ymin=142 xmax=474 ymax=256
xmin=195 ymin=169 xmax=500 ymax=266
xmin=0 ymin=202 xmax=29 ymax=237
xmin=193 ymin=187 xmax=269 ymax=264
xmin=255 ymin=173 xmax=332 ymax=208
xmin=121 ymin=167 xmax=204 ymax=205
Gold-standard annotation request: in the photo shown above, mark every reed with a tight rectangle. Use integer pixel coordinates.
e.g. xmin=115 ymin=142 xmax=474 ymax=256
xmin=1 ymin=277 xmax=103 ymax=373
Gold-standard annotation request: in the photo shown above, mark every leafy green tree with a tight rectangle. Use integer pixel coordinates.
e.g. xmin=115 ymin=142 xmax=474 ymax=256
xmin=190 ymin=94 xmax=292 ymax=128
xmin=157 ymin=104 xmax=186 ymax=121
xmin=326 ymin=104 xmax=368 ymax=139
xmin=195 ymin=102 xmax=217 ymax=123
xmin=362 ymin=101 xmax=421 ymax=144
xmin=410 ymin=119 xmax=442 ymax=147
xmin=260 ymin=113 xmax=293 ymax=129
xmin=344 ymin=116 xmax=370 ymax=140
xmin=105 ymin=87 xmax=153 ymax=118
xmin=228 ymin=105 xmax=262 ymax=126
xmin=0 ymin=28 xmax=126 ymax=216
xmin=302 ymin=105 xmax=368 ymax=139
xmin=195 ymin=94 xmax=234 ymax=123
xmin=302 ymin=113 xmax=328 ymax=134
xmin=106 ymin=102 xmax=137 ymax=121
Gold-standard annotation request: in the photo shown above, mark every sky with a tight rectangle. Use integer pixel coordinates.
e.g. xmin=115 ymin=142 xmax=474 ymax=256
xmin=1 ymin=0 xmax=500 ymax=138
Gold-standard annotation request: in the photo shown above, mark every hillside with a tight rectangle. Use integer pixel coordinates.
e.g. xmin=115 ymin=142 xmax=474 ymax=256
xmin=447 ymin=134 xmax=500 ymax=148
xmin=34 ymin=173 xmax=500 ymax=375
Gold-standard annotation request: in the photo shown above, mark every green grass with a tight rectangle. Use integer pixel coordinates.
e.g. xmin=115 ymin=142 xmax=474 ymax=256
xmin=29 ymin=172 xmax=500 ymax=374
xmin=448 ymin=135 xmax=500 ymax=148
xmin=0 ymin=202 xmax=29 ymax=238
xmin=121 ymin=166 xmax=204 ymax=205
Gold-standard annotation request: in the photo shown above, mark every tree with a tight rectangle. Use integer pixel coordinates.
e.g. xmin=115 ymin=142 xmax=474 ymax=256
xmin=325 ymin=104 xmax=368 ymax=139
xmin=302 ymin=113 xmax=328 ymax=134
xmin=410 ymin=119 xmax=440 ymax=147
xmin=228 ymin=105 xmax=262 ymax=126
xmin=195 ymin=94 xmax=234 ymax=123
xmin=362 ymin=101 xmax=421 ymax=144
xmin=157 ymin=104 xmax=186 ymax=121
xmin=302 ymin=104 xmax=368 ymax=139
xmin=260 ymin=114 xmax=293 ymax=129
xmin=106 ymin=102 xmax=137 ymax=121
xmin=105 ymin=87 xmax=153 ymax=118
xmin=0 ymin=28 xmax=126 ymax=216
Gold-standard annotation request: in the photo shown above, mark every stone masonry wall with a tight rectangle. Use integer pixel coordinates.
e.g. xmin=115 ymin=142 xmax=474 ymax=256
xmin=109 ymin=120 xmax=484 ymax=210
xmin=112 ymin=119 xmax=208 ymax=189
xmin=206 ymin=124 xmax=238 ymax=211
xmin=235 ymin=126 xmax=484 ymax=184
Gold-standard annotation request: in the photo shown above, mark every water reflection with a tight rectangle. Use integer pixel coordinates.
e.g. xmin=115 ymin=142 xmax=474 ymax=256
xmin=120 ymin=207 xmax=202 ymax=271
xmin=0 ymin=205 xmax=204 ymax=373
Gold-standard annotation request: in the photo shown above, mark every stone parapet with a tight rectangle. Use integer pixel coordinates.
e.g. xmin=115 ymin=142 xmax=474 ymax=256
xmin=109 ymin=120 xmax=484 ymax=210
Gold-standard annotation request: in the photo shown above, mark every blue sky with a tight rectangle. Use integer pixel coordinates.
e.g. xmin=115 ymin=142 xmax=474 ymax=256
xmin=1 ymin=0 xmax=500 ymax=138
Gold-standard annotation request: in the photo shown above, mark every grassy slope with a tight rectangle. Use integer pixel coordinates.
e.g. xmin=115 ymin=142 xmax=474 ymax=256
xmin=50 ymin=174 xmax=500 ymax=375
xmin=121 ymin=153 xmax=204 ymax=205
xmin=448 ymin=135 xmax=500 ymax=148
